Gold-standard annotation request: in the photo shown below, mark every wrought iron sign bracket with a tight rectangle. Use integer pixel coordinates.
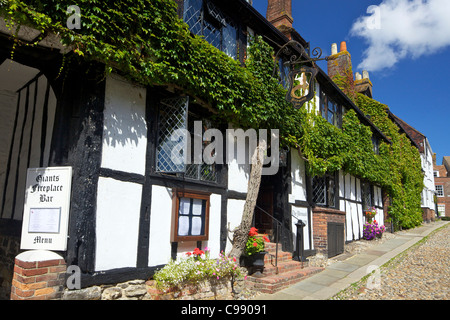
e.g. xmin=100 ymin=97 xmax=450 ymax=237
xmin=274 ymin=40 xmax=336 ymax=109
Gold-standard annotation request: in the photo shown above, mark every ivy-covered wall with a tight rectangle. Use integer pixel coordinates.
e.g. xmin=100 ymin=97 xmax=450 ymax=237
xmin=0 ymin=0 xmax=424 ymax=229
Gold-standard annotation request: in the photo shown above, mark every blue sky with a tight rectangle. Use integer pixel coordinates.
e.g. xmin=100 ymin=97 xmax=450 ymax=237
xmin=253 ymin=0 xmax=450 ymax=164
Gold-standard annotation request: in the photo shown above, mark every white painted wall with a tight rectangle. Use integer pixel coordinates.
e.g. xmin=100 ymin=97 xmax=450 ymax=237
xmin=291 ymin=206 xmax=311 ymax=251
xmin=148 ymin=186 xmax=224 ymax=266
xmin=101 ymin=74 xmax=147 ymax=176
xmin=95 ymin=177 xmax=142 ymax=271
xmin=421 ymin=139 xmax=435 ymax=210
xmin=227 ymin=126 xmax=250 ymax=194
xmin=289 ymin=149 xmax=307 ymax=203
xmin=148 ymin=185 xmax=173 ymax=267
xmin=225 ymin=199 xmax=246 ymax=254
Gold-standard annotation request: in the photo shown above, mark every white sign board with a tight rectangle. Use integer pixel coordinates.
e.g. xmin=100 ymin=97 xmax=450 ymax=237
xmin=20 ymin=167 xmax=72 ymax=251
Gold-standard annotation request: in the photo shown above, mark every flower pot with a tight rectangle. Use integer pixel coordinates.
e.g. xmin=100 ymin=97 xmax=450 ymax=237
xmin=243 ymin=251 xmax=267 ymax=275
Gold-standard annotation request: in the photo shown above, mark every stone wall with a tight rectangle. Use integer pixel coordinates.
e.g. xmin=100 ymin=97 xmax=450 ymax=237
xmin=62 ymin=277 xmax=248 ymax=300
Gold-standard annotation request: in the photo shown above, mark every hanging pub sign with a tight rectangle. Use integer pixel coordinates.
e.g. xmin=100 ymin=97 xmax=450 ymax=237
xmin=274 ymin=40 xmax=336 ymax=109
xmin=20 ymin=167 xmax=72 ymax=251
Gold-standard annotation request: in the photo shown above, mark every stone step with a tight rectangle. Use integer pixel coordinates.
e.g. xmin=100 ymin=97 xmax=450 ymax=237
xmin=264 ymin=251 xmax=293 ymax=264
xmin=261 ymin=260 xmax=309 ymax=276
xmin=246 ymin=266 xmax=324 ymax=294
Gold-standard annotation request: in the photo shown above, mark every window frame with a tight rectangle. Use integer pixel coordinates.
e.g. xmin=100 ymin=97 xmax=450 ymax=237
xmin=361 ymin=180 xmax=374 ymax=211
xmin=312 ymin=173 xmax=338 ymax=209
xmin=154 ymin=95 xmax=220 ymax=184
xmin=436 ymin=185 xmax=444 ymax=197
xmin=320 ymin=89 xmax=342 ymax=128
xmin=183 ymin=0 xmax=238 ymax=60
xmin=172 ymin=189 xmax=211 ymax=242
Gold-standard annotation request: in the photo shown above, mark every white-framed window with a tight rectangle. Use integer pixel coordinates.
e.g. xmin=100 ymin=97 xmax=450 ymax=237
xmin=436 ymin=185 xmax=444 ymax=197
xmin=434 ymin=171 xmax=439 ymax=177
xmin=437 ymin=204 xmax=445 ymax=216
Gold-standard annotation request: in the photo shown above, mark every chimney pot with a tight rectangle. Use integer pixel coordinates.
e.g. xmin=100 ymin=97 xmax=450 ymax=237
xmin=331 ymin=43 xmax=338 ymax=55
xmin=340 ymin=41 xmax=347 ymax=52
xmin=355 ymin=72 xmax=362 ymax=81
xmin=363 ymin=70 xmax=370 ymax=79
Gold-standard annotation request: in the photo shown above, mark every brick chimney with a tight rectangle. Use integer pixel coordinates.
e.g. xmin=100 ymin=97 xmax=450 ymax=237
xmin=327 ymin=41 xmax=356 ymax=100
xmin=267 ymin=0 xmax=294 ymax=38
xmin=328 ymin=41 xmax=373 ymax=99
xmin=354 ymin=70 xmax=373 ymax=98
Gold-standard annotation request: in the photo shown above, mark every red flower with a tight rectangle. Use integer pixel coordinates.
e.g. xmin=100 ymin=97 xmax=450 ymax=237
xmin=233 ymin=257 xmax=237 ymax=262
xmin=186 ymin=252 xmax=192 ymax=256
xmin=252 ymin=242 xmax=258 ymax=247
xmin=263 ymin=236 xmax=270 ymax=243
xmin=193 ymin=248 xmax=204 ymax=256
xmin=248 ymin=227 xmax=258 ymax=237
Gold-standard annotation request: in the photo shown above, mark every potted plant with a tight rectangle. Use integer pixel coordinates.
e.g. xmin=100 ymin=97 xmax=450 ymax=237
xmin=243 ymin=227 xmax=269 ymax=274
xmin=364 ymin=207 xmax=377 ymax=223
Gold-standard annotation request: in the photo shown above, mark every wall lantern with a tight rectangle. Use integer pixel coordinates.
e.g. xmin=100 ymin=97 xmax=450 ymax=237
xmin=274 ymin=40 xmax=336 ymax=109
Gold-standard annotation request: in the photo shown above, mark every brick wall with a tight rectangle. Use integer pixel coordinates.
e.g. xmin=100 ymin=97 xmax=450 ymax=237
xmin=434 ymin=163 xmax=450 ymax=218
xmin=10 ymin=252 xmax=66 ymax=300
xmin=312 ymin=207 xmax=346 ymax=256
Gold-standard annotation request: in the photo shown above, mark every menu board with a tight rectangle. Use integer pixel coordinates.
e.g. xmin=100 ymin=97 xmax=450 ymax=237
xmin=20 ymin=167 xmax=72 ymax=251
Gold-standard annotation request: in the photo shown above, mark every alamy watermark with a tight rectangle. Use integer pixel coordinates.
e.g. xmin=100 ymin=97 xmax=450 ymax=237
xmin=66 ymin=265 xmax=81 ymax=290
xmin=66 ymin=5 xmax=81 ymax=30
xmin=366 ymin=5 xmax=381 ymax=30
xmin=366 ymin=265 xmax=381 ymax=289
xmin=168 ymin=121 xmax=280 ymax=176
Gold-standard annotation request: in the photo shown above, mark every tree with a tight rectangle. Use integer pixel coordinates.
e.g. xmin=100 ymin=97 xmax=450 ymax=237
xmin=229 ymin=139 xmax=266 ymax=259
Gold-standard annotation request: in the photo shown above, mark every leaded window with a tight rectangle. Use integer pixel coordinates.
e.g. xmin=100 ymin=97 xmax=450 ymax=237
xmin=361 ymin=181 xmax=373 ymax=211
xmin=312 ymin=174 xmax=337 ymax=208
xmin=183 ymin=0 xmax=237 ymax=60
xmin=320 ymin=90 xmax=342 ymax=128
xmin=156 ymin=96 xmax=218 ymax=183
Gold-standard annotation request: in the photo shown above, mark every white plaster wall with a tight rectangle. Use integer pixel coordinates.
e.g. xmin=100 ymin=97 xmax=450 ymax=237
xmin=101 ymin=74 xmax=147 ymax=176
xmin=95 ymin=177 xmax=142 ymax=271
xmin=225 ymin=199 xmax=246 ymax=254
xmin=148 ymin=185 xmax=173 ymax=267
xmin=339 ymin=170 xmax=344 ymax=198
xmin=291 ymin=206 xmax=311 ymax=251
xmin=227 ymin=129 xmax=250 ymax=193
xmin=422 ymin=139 xmax=436 ymax=210
xmin=345 ymin=200 xmax=353 ymax=242
xmin=175 ymin=193 xmax=222 ymax=260
xmin=206 ymin=194 xmax=222 ymax=258
xmin=289 ymin=149 xmax=307 ymax=203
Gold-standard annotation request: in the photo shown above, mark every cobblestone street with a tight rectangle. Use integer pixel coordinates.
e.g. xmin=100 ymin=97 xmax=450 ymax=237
xmin=332 ymin=223 xmax=450 ymax=300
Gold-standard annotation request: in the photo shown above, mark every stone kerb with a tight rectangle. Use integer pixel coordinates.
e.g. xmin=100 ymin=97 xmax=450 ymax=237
xmin=10 ymin=250 xmax=66 ymax=300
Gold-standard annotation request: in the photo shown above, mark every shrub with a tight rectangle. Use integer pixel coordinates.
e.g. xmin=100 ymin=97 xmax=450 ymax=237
xmin=153 ymin=248 xmax=243 ymax=290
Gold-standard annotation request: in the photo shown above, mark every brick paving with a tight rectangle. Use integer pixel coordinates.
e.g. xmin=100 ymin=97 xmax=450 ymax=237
xmin=332 ymin=222 xmax=450 ymax=300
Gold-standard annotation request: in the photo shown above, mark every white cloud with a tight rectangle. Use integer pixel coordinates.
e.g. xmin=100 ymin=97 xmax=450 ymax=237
xmin=350 ymin=0 xmax=450 ymax=71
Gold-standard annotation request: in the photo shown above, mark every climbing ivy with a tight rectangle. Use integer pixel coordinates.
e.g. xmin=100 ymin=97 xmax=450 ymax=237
xmin=0 ymin=0 xmax=424 ymax=229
